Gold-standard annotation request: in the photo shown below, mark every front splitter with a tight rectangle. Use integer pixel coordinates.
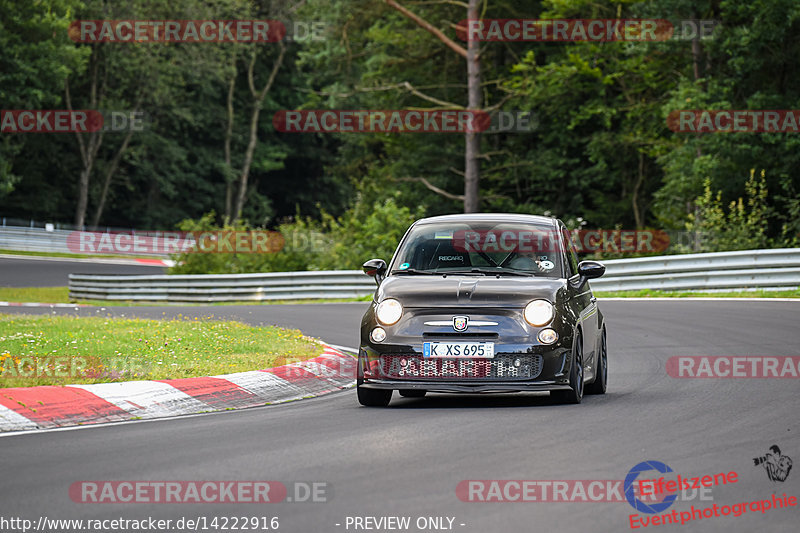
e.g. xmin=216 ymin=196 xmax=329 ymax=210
xmin=360 ymin=379 xmax=570 ymax=393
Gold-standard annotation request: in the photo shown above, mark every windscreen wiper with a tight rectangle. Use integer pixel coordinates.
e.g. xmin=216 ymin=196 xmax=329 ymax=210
xmin=390 ymin=268 xmax=441 ymax=275
xmin=460 ymin=268 xmax=533 ymax=277
xmin=447 ymin=268 xmax=532 ymax=277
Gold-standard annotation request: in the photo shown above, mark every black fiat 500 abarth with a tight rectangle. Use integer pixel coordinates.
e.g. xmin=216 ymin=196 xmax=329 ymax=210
xmin=357 ymin=213 xmax=607 ymax=407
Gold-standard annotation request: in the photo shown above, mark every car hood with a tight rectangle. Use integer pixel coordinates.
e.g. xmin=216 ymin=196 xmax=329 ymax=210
xmin=375 ymin=275 xmax=566 ymax=308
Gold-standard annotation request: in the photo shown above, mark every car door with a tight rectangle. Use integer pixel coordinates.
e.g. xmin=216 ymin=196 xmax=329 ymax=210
xmin=559 ymin=225 xmax=599 ymax=378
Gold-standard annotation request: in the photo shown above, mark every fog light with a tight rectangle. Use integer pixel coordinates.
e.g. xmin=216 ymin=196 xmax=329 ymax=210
xmin=538 ymin=328 xmax=558 ymax=344
xmin=371 ymin=327 xmax=387 ymax=343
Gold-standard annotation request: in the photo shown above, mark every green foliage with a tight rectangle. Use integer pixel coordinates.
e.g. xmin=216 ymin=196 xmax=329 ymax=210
xmin=0 ymin=0 xmax=89 ymax=198
xmin=776 ymin=177 xmax=800 ymax=247
xmin=170 ymin=197 xmax=421 ymax=274
xmin=1 ymin=0 xmax=799 ymax=259
xmin=687 ymin=169 xmax=770 ymax=251
xmin=168 ymin=212 xmax=317 ymax=274
xmin=312 ymin=196 xmax=424 ymax=269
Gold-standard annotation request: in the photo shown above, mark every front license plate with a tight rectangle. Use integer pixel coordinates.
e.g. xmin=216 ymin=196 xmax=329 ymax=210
xmin=423 ymin=342 xmax=495 ymax=358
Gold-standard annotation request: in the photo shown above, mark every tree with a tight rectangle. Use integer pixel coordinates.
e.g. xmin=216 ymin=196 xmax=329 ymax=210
xmin=0 ymin=0 xmax=88 ymax=199
xmin=231 ymin=39 xmax=287 ymax=222
xmin=66 ymin=0 xmax=220 ymax=228
xmin=383 ymin=0 xmax=481 ymax=212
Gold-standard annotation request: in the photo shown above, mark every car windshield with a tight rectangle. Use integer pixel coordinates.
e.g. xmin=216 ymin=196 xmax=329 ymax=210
xmin=390 ymin=221 xmax=565 ymax=278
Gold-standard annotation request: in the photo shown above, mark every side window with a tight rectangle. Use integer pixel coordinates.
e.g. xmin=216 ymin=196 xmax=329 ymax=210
xmin=561 ymin=228 xmax=579 ymax=277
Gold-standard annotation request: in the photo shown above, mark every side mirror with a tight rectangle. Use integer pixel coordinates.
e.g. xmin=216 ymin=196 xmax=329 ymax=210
xmin=570 ymin=260 xmax=605 ymax=289
xmin=362 ymin=259 xmax=387 ymax=285
xmin=578 ymin=260 xmax=606 ymax=280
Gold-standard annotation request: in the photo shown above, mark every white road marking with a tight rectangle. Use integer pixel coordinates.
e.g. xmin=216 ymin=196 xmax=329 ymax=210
xmin=72 ymin=381 xmax=212 ymax=418
xmin=0 ymin=404 xmax=39 ymax=432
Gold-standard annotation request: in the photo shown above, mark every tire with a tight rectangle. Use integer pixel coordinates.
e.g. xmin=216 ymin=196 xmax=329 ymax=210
xmin=399 ymin=389 xmax=427 ymax=398
xmin=551 ymin=331 xmax=584 ymax=404
xmin=357 ymin=386 xmax=392 ymax=407
xmin=586 ymin=327 xmax=607 ymax=395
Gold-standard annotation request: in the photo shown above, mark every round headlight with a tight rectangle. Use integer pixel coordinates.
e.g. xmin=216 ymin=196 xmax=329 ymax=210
xmin=524 ymin=300 xmax=554 ymax=327
xmin=376 ymin=298 xmax=403 ymax=326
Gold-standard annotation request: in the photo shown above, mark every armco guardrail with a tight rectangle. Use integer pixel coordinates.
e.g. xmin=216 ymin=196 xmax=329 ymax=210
xmin=590 ymin=248 xmax=800 ymax=292
xmin=69 ymin=270 xmax=375 ymax=302
xmin=68 ymin=248 xmax=800 ymax=302
xmin=0 ymin=225 xmax=171 ymax=257
xmin=0 ymin=227 xmax=73 ymax=254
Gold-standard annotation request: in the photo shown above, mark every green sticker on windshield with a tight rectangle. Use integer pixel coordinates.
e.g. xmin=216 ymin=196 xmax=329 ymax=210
xmin=399 ymin=262 xmax=410 ymax=270
xmin=434 ymin=231 xmax=453 ymax=239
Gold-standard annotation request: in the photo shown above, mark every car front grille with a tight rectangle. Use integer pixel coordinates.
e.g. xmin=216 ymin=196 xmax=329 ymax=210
xmin=422 ymin=332 xmax=499 ymax=339
xmin=374 ymin=354 xmax=543 ymax=381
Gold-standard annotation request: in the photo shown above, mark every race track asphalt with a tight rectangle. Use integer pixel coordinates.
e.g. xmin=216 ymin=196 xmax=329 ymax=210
xmin=0 ymin=255 xmax=164 ymax=287
xmin=0 ymin=300 xmax=798 ymax=533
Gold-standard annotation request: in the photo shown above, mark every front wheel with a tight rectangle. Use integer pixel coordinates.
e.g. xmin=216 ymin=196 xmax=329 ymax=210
xmin=586 ymin=327 xmax=607 ymax=395
xmin=551 ymin=331 xmax=584 ymax=404
xmin=357 ymin=386 xmax=392 ymax=407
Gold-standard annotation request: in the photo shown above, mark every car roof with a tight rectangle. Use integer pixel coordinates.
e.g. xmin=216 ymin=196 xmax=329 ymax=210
xmin=414 ymin=213 xmax=559 ymax=227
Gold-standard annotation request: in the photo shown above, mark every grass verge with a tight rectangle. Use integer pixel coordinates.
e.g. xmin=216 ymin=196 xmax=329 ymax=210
xmin=0 ymin=287 xmax=71 ymax=303
xmin=0 ymin=314 xmax=322 ymax=387
xmin=0 ymin=286 xmax=371 ymax=306
xmin=595 ymin=288 xmax=800 ymax=298
xmin=0 ymin=248 xmax=165 ymax=261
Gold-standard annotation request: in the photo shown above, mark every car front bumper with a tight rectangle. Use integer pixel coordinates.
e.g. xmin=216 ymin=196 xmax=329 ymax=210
xmin=358 ymin=343 xmax=572 ymax=391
